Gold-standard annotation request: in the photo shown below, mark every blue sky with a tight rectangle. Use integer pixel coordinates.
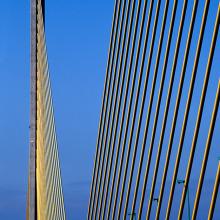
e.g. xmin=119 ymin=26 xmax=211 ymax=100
xmin=0 ymin=0 xmax=220 ymax=219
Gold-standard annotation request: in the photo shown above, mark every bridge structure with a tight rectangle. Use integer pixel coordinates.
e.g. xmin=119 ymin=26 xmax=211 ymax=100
xmin=25 ymin=0 xmax=220 ymax=219
xmin=88 ymin=0 xmax=220 ymax=219
xmin=26 ymin=0 xmax=66 ymax=219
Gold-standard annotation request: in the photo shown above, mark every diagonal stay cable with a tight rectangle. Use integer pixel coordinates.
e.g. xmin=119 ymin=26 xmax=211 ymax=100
xmin=38 ymin=5 xmax=58 ymax=218
xmin=192 ymin=79 xmax=220 ymax=219
xmin=87 ymin=0 xmax=120 ymax=218
xmin=178 ymin=6 xmax=220 ymax=219
xmin=165 ymin=1 xmax=210 ymax=219
xmin=97 ymin=0 xmax=133 ymax=219
xmin=89 ymin=0 xmax=123 ymax=218
xmin=155 ymin=0 xmax=199 ymax=218
xmin=118 ymin=0 xmax=157 ymax=219
xmin=146 ymin=0 xmax=188 ymax=219
xmin=120 ymin=0 xmax=163 ymax=218
xmin=130 ymin=0 xmax=169 ymax=215
xmin=137 ymin=0 xmax=178 ymax=218
xmin=93 ymin=0 xmax=128 ymax=218
xmin=208 ymin=160 xmax=220 ymax=220
xmin=111 ymin=0 xmax=154 ymax=218
xmin=92 ymin=0 xmax=127 ymax=218
xmin=100 ymin=0 xmax=136 ymax=218
xmin=104 ymin=0 xmax=143 ymax=219
xmin=37 ymin=2 xmax=66 ymax=217
xmin=101 ymin=1 xmax=138 ymax=219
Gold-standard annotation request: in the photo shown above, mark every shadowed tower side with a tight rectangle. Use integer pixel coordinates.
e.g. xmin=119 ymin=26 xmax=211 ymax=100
xmin=26 ymin=0 xmax=66 ymax=219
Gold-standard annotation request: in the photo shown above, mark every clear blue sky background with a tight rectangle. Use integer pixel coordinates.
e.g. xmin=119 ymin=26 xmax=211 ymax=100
xmin=0 ymin=0 xmax=220 ymax=219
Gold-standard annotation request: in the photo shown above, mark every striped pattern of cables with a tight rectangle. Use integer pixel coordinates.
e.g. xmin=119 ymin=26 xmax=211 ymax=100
xmin=88 ymin=0 xmax=220 ymax=219
xmin=35 ymin=0 xmax=66 ymax=219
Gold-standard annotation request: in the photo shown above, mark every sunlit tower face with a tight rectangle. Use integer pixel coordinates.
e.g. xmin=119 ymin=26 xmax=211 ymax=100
xmin=27 ymin=1 xmax=66 ymax=219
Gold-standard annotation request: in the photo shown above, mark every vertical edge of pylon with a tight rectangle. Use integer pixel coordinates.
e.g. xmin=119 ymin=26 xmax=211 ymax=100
xmin=42 ymin=0 xmax=45 ymax=25
xmin=28 ymin=0 xmax=37 ymax=219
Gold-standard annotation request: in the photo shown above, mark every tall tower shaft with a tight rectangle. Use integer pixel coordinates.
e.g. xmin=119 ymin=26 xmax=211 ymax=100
xmin=27 ymin=1 xmax=66 ymax=219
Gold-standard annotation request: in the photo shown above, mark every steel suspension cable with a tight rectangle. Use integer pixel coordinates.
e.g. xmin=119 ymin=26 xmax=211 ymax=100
xmin=178 ymin=6 xmax=220 ymax=218
xmin=111 ymin=0 xmax=153 ymax=218
xmin=192 ymin=79 xmax=220 ymax=219
xmin=104 ymin=1 xmax=143 ymax=219
xmin=137 ymin=0 xmax=178 ymax=218
xmin=97 ymin=0 xmax=133 ymax=219
xmin=87 ymin=0 xmax=120 ymax=218
xmin=130 ymin=0 xmax=169 ymax=215
xmin=102 ymin=1 xmax=138 ymax=219
xmin=208 ymin=161 xmax=220 ymax=220
xmin=120 ymin=0 xmax=163 ymax=218
xmin=89 ymin=0 xmax=123 ymax=218
xmin=36 ymin=1 xmax=66 ymax=218
xmin=165 ymin=1 xmax=210 ymax=218
xmin=41 ymin=17 xmax=66 ymax=219
xmin=118 ymin=0 xmax=156 ymax=219
xmin=146 ymin=1 xmax=187 ymax=219
xmin=155 ymin=0 xmax=198 ymax=218
xmin=93 ymin=0 xmax=128 ymax=218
